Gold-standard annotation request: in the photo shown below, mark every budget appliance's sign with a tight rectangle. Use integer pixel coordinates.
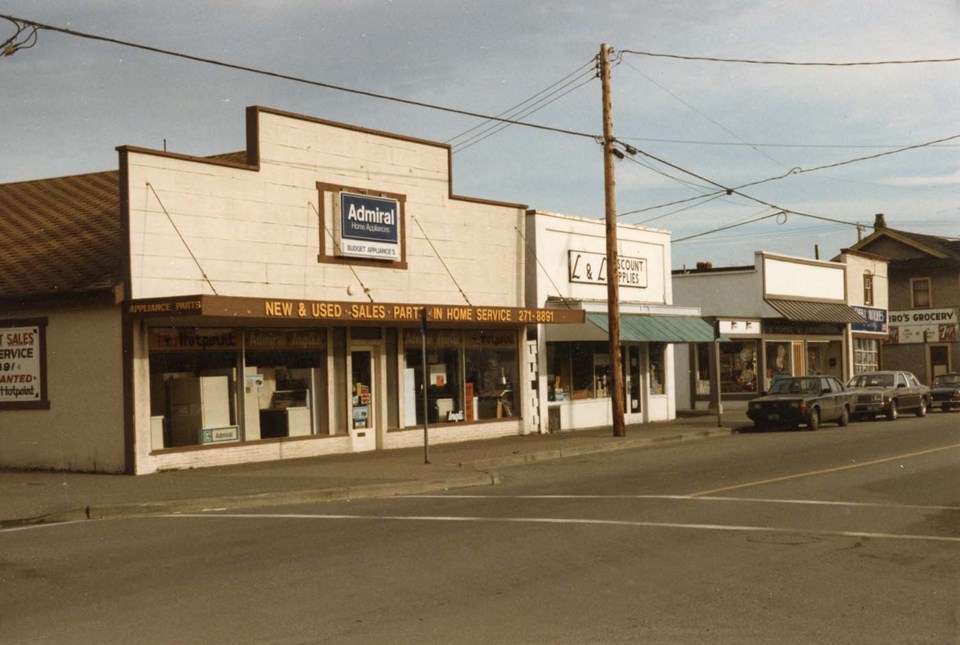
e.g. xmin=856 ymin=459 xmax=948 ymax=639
xmin=337 ymin=192 xmax=401 ymax=261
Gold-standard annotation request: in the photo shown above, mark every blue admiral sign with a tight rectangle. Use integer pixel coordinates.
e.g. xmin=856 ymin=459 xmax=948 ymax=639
xmin=337 ymin=192 xmax=401 ymax=261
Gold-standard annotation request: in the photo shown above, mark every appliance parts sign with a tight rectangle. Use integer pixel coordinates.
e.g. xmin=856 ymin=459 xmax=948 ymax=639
xmin=0 ymin=324 xmax=42 ymax=404
xmin=337 ymin=192 xmax=401 ymax=261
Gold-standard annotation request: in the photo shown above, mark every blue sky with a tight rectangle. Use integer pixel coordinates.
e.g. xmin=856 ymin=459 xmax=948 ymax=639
xmin=2 ymin=1 xmax=958 ymax=269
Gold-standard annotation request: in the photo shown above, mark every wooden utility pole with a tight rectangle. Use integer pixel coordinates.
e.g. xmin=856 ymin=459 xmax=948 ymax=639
xmin=600 ymin=43 xmax=626 ymax=437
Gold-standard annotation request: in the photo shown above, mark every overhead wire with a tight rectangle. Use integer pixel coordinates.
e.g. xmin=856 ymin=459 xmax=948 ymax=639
xmin=619 ymin=56 xmax=787 ymax=169
xmin=0 ymin=13 xmax=600 ymax=143
xmin=617 ymin=135 xmax=960 ymax=150
xmin=5 ymin=16 xmax=956 ymax=245
xmin=452 ymin=73 xmax=597 ymax=153
xmin=0 ymin=17 xmax=37 ymax=56
xmin=619 ymin=49 xmax=960 ymax=67
xmin=446 ymin=59 xmax=596 ymax=151
xmin=615 ymin=129 xmax=960 ymax=223
xmin=673 ymin=210 xmax=785 ymax=243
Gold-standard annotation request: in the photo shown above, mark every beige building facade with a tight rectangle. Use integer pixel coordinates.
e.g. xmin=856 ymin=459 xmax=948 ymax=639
xmin=1 ymin=107 xmax=582 ymax=474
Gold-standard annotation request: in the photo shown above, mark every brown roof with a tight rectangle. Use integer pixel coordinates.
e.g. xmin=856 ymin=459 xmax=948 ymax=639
xmin=0 ymin=152 xmax=248 ymax=303
xmin=851 ymin=227 xmax=960 ymax=262
xmin=0 ymin=170 xmax=122 ymax=301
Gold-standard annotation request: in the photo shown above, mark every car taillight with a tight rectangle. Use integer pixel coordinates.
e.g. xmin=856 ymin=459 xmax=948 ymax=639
xmin=798 ymin=400 xmax=807 ymax=410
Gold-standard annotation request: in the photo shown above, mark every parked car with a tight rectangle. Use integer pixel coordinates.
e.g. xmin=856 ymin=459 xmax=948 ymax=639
xmin=846 ymin=370 xmax=930 ymax=420
xmin=930 ymin=373 xmax=960 ymax=411
xmin=747 ymin=376 xmax=854 ymax=431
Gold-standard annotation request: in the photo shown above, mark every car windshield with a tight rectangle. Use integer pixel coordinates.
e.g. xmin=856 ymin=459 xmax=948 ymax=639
xmin=934 ymin=374 xmax=960 ymax=386
xmin=769 ymin=378 xmax=819 ymax=395
xmin=848 ymin=374 xmax=895 ymax=388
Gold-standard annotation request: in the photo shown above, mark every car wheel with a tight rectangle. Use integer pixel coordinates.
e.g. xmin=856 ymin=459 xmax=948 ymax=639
xmin=916 ymin=398 xmax=927 ymax=417
xmin=886 ymin=400 xmax=898 ymax=421
xmin=806 ymin=408 xmax=820 ymax=431
xmin=838 ymin=406 xmax=850 ymax=427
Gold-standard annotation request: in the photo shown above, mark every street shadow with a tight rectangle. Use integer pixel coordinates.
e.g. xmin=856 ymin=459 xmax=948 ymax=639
xmin=734 ymin=424 xmax=800 ymax=434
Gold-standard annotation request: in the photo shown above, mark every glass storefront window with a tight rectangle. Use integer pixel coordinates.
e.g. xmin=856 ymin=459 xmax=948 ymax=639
xmin=404 ymin=345 xmax=461 ymax=424
xmin=854 ymin=338 xmax=880 ymax=374
xmin=718 ymin=341 xmax=758 ymax=394
xmin=765 ymin=341 xmax=794 ymax=389
xmin=148 ymin=328 xmax=240 ymax=449
xmin=648 ymin=343 xmax=665 ymax=395
xmin=149 ymin=328 xmax=333 ymax=448
xmin=547 ymin=341 xmax=609 ymax=401
xmin=403 ymin=329 xmax=519 ymax=425
xmin=245 ymin=350 xmax=327 ymax=438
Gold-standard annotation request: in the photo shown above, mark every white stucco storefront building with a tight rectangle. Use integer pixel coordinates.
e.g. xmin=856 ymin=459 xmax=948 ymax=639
xmin=0 ymin=106 xmax=583 ymax=474
xmin=523 ymin=211 xmax=716 ymax=432
xmin=671 ymin=251 xmax=885 ymax=411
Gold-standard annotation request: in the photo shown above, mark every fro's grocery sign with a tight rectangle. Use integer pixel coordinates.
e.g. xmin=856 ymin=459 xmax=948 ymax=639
xmin=887 ymin=308 xmax=958 ymax=344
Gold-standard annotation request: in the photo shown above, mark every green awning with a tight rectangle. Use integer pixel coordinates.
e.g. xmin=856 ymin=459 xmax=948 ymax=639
xmin=586 ymin=312 xmax=717 ymax=343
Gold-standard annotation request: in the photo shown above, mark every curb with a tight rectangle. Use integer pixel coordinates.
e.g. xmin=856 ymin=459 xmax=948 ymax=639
xmin=37 ymin=472 xmax=500 ymax=524
xmin=5 ymin=426 xmax=736 ymax=527
xmin=460 ymin=427 xmax=735 ymax=469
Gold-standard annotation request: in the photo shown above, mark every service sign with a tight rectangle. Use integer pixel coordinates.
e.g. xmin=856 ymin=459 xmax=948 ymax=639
xmin=337 ymin=192 xmax=401 ymax=261
xmin=568 ymin=250 xmax=647 ymax=288
xmin=0 ymin=323 xmax=43 ymax=406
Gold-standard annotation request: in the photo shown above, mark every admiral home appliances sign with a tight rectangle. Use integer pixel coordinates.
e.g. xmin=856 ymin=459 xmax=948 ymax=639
xmin=337 ymin=192 xmax=400 ymax=261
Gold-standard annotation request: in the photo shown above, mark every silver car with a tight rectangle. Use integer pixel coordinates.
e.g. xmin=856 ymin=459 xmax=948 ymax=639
xmin=846 ymin=370 xmax=930 ymax=420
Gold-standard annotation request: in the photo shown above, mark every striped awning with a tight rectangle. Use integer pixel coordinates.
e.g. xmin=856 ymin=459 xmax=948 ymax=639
xmin=765 ymin=298 xmax=866 ymax=324
xmin=586 ymin=313 xmax=718 ymax=343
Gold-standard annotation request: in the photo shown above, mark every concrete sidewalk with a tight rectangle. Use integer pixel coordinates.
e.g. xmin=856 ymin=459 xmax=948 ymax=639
xmin=0 ymin=412 xmax=746 ymax=527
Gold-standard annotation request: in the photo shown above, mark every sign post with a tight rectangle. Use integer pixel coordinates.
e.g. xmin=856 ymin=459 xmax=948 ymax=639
xmin=420 ymin=307 xmax=430 ymax=464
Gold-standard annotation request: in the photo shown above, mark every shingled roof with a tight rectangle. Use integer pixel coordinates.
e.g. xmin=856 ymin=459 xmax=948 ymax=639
xmin=0 ymin=170 xmax=122 ymax=302
xmin=0 ymin=152 xmax=251 ymax=304
xmin=846 ymin=213 xmax=960 ymax=263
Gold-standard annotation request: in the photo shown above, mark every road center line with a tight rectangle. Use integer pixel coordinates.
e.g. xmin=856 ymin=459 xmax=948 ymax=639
xmin=405 ymin=494 xmax=960 ymax=512
xmin=166 ymin=512 xmax=960 ymax=544
xmin=688 ymin=442 xmax=960 ymax=497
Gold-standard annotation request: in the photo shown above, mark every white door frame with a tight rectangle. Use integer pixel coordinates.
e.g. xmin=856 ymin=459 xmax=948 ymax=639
xmin=347 ymin=343 xmax=383 ymax=452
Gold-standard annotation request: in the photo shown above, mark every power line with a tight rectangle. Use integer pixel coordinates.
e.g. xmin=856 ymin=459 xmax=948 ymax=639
xmin=447 ymin=59 xmax=596 ymax=148
xmin=618 ymin=146 xmax=862 ymax=237
xmin=620 ymin=49 xmax=960 ymax=67
xmin=615 ymin=130 xmax=960 ymax=220
xmin=620 ymin=58 xmax=787 ymax=169
xmin=617 ymin=135 xmax=960 ymax=150
xmin=453 ymin=71 xmax=597 ymax=153
xmin=792 ymin=133 xmax=960 ymax=174
xmin=673 ymin=211 xmax=785 ymax=243
xmin=1 ymin=13 xmax=600 ymax=143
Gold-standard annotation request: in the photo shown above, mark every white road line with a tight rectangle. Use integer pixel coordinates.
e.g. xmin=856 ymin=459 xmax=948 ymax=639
xmin=166 ymin=512 xmax=960 ymax=544
xmin=403 ymin=494 xmax=960 ymax=512
xmin=0 ymin=520 xmax=88 ymax=533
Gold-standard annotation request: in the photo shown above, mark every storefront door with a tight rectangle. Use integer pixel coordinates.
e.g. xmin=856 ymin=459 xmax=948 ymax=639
xmin=928 ymin=344 xmax=950 ymax=384
xmin=349 ymin=347 xmax=377 ymax=452
xmin=623 ymin=345 xmax=643 ymax=419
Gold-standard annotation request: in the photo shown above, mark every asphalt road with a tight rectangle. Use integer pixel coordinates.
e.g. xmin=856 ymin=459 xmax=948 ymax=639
xmin=2 ymin=414 xmax=958 ymax=644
